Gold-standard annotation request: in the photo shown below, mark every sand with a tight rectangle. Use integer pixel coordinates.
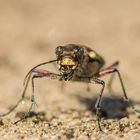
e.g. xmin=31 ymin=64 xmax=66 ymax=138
xmin=0 ymin=0 xmax=140 ymax=139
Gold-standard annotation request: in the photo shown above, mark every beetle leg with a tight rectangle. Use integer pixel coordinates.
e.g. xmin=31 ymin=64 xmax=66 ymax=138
xmin=15 ymin=69 xmax=60 ymax=124
xmin=90 ymin=77 xmax=105 ymax=131
xmin=23 ymin=69 xmax=60 ymax=117
xmin=96 ymin=68 xmax=140 ymax=114
xmin=0 ymin=69 xmax=60 ymax=120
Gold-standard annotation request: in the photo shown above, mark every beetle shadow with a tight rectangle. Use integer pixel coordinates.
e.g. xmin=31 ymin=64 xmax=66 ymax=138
xmin=74 ymin=92 xmax=137 ymax=119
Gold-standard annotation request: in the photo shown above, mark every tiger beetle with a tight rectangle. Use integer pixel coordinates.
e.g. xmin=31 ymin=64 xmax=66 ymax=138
xmin=0 ymin=44 xmax=139 ymax=131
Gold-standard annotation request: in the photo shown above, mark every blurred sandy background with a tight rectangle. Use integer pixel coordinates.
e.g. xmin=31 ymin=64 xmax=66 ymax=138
xmin=0 ymin=0 xmax=140 ymax=139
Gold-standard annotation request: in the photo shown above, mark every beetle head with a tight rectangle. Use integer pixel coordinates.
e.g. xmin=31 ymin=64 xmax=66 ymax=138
xmin=55 ymin=45 xmax=84 ymax=80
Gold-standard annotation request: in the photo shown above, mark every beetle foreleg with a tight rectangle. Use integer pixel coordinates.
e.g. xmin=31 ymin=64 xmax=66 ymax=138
xmin=90 ymin=78 xmax=105 ymax=131
xmin=0 ymin=69 xmax=60 ymax=122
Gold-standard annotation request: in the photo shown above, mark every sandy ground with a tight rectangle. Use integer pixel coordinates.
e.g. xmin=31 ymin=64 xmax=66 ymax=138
xmin=0 ymin=0 xmax=140 ymax=139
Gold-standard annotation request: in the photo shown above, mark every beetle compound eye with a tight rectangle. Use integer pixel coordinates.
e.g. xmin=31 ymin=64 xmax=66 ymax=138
xmin=75 ymin=47 xmax=84 ymax=62
xmin=77 ymin=47 xmax=84 ymax=55
xmin=74 ymin=47 xmax=83 ymax=58
xmin=74 ymin=47 xmax=83 ymax=54
xmin=55 ymin=46 xmax=63 ymax=55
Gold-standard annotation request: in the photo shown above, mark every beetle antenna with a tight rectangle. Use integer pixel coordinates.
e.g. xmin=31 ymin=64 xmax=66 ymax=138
xmin=23 ymin=59 xmax=57 ymax=85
